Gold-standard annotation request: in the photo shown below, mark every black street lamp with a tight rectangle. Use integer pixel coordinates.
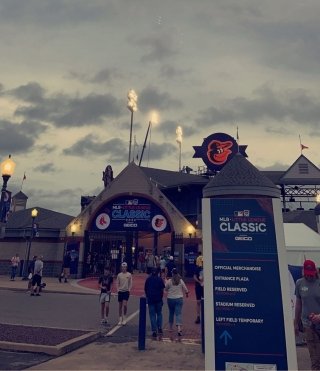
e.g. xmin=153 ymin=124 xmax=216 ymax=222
xmin=22 ymin=208 xmax=39 ymax=279
xmin=0 ymin=155 xmax=16 ymax=223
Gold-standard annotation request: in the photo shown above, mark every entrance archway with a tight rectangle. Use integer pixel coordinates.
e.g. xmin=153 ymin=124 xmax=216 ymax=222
xmin=82 ymin=194 xmax=174 ymax=277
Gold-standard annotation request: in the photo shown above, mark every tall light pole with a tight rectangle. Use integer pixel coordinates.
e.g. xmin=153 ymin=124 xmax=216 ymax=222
xmin=0 ymin=155 xmax=16 ymax=223
xmin=22 ymin=208 xmax=38 ymax=279
xmin=176 ymin=126 xmax=183 ymax=172
xmin=127 ymin=89 xmax=138 ymax=164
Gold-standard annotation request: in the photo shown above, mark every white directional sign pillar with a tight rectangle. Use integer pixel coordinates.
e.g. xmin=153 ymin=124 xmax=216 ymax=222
xmin=202 ymin=154 xmax=297 ymax=371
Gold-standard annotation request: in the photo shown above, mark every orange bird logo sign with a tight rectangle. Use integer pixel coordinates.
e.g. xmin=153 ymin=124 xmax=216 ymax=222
xmin=193 ymin=132 xmax=247 ymax=171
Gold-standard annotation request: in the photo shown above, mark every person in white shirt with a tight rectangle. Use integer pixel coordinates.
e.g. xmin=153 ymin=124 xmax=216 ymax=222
xmin=165 ymin=268 xmax=189 ymax=339
xmin=10 ymin=253 xmax=20 ymax=281
xmin=116 ymin=262 xmax=132 ymax=325
xmin=31 ymin=256 xmax=44 ymax=296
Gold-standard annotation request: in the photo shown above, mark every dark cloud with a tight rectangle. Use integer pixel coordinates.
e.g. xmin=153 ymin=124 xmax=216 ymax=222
xmin=24 ymin=186 xmax=82 ymax=216
xmin=9 ymin=82 xmax=45 ymax=103
xmin=257 ymin=162 xmax=290 ymax=171
xmin=63 ymin=135 xmax=128 ymax=163
xmin=159 ymin=65 xmax=190 ymax=80
xmin=140 ymin=142 xmax=177 ymax=162
xmin=63 ymin=133 xmax=176 ymax=165
xmin=90 ymin=68 xmax=122 ymax=84
xmin=118 ymin=120 xmax=142 ymax=132
xmin=13 ymin=87 xmax=125 ymax=127
xmin=0 ymin=120 xmax=47 ymax=155
xmin=37 ymin=144 xmax=57 ymax=154
xmin=195 ymin=85 xmax=320 ymax=128
xmin=251 ymin=19 xmax=320 ymax=74
xmin=139 ymin=86 xmax=183 ymax=113
xmin=0 ymin=0 xmax=113 ymax=27
xmin=66 ymin=67 xmax=122 ymax=85
xmin=155 ymin=120 xmax=198 ymax=140
xmin=34 ymin=162 xmax=57 ymax=173
xmin=136 ymin=34 xmax=179 ymax=63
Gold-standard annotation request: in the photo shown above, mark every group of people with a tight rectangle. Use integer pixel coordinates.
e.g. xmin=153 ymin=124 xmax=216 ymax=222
xmin=98 ymin=262 xmax=132 ymax=325
xmin=137 ymin=251 xmax=176 ymax=276
xmin=98 ymin=252 xmax=204 ymax=341
xmin=144 ymin=266 xmax=189 ymax=339
xmin=143 ymin=253 xmax=203 ymax=339
xmin=10 ymin=253 xmax=44 ymax=296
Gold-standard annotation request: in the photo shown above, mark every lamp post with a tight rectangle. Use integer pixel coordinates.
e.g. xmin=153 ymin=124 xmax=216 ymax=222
xmin=22 ymin=208 xmax=38 ymax=279
xmin=71 ymin=224 xmax=76 ymax=237
xmin=0 ymin=155 xmax=16 ymax=223
xmin=127 ymin=89 xmax=138 ymax=164
xmin=187 ymin=225 xmax=194 ymax=239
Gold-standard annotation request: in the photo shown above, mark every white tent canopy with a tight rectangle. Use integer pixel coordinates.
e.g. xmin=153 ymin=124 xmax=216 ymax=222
xmin=284 ymin=223 xmax=320 ymax=266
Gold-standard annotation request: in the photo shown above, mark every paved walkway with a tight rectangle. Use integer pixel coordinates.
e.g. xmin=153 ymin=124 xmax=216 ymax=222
xmin=0 ymin=274 xmax=311 ymax=370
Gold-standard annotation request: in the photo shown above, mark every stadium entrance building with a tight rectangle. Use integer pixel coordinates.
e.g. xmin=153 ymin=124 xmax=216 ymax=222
xmin=66 ymin=162 xmax=201 ymax=277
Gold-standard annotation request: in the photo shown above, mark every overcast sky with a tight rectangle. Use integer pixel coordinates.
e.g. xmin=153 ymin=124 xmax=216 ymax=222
xmin=1 ymin=0 xmax=320 ymax=216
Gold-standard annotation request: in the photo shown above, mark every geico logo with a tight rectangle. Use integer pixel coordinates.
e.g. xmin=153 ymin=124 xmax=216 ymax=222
xmin=235 ymin=236 xmax=253 ymax=241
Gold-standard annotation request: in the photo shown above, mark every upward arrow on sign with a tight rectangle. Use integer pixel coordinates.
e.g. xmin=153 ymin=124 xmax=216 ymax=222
xmin=219 ymin=330 xmax=232 ymax=346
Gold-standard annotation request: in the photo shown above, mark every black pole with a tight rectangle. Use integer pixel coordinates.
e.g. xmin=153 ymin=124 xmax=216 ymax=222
xmin=22 ymin=238 xmax=32 ymax=280
xmin=125 ymin=232 xmax=133 ymax=273
xmin=201 ymin=298 xmax=205 ymax=354
xmin=22 ymin=216 xmax=35 ymax=279
xmin=138 ymin=121 xmax=151 ymax=167
xmin=138 ymin=297 xmax=147 ymax=350
xmin=0 ymin=174 xmax=10 ymax=223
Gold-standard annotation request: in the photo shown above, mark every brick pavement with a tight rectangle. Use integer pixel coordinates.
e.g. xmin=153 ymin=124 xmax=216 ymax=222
xmin=0 ymin=274 xmax=311 ymax=370
xmin=77 ymin=273 xmax=202 ymax=342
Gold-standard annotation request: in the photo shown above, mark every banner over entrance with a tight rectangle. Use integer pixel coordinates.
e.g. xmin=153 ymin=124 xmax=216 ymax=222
xmin=90 ymin=195 xmax=171 ymax=233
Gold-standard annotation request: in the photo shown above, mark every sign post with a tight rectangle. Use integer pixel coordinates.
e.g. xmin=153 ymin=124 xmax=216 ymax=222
xmin=202 ymin=154 xmax=297 ymax=371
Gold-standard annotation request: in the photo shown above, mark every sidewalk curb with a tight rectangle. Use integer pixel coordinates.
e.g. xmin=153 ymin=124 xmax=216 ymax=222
xmin=0 ymin=331 xmax=100 ymax=356
xmin=0 ymin=286 xmax=97 ymax=296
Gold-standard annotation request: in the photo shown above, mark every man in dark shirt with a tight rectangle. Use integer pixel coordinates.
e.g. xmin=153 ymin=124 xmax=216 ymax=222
xmin=99 ymin=266 xmax=113 ymax=324
xmin=165 ymin=256 xmax=176 ymax=278
xmin=60 ymin=252 xmax=71 ymax=283
xmin=144 ymin=268 xmax=165 ymax=339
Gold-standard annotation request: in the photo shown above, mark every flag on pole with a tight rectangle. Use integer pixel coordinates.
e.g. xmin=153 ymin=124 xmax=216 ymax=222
xmin=299 ymin=135 xmax=308 ymax=154
xmin=20 ymin=172 xmax=26 ymax=191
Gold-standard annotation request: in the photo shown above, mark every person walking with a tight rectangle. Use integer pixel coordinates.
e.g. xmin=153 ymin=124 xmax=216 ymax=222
xmin=98 ymin=266 xmax=113 ymax=324
xmin=116 ymin=262 xmax=132 ymax=325
xmin=193 ymin=255 xmax=204 ymax=324
xmin=294 ymin=259 xmax=320 ymax=370
xmin=10 ymin=253 xmax=20 ymax=281
xmin=59 ymin=252 xmax=71 ymax=283
xmin=144 ymin=267 xmax=165 ymax=339
xmin=165 ymin=256 xmax=176 ymax=279
xmin=27 ymin=256 xmax=37 ymax=292
xmin=159 ymin=255 xmax=167 ymax=278
xmin=165 ymin=268 xmax=189 ymax=340
xmin=137 ymin=251 xmax=146 ymax=273
xmin=145 ymin=251 xmax=156 ymax=275
xmin=31 ymin=256 xmax=43 ymax=296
